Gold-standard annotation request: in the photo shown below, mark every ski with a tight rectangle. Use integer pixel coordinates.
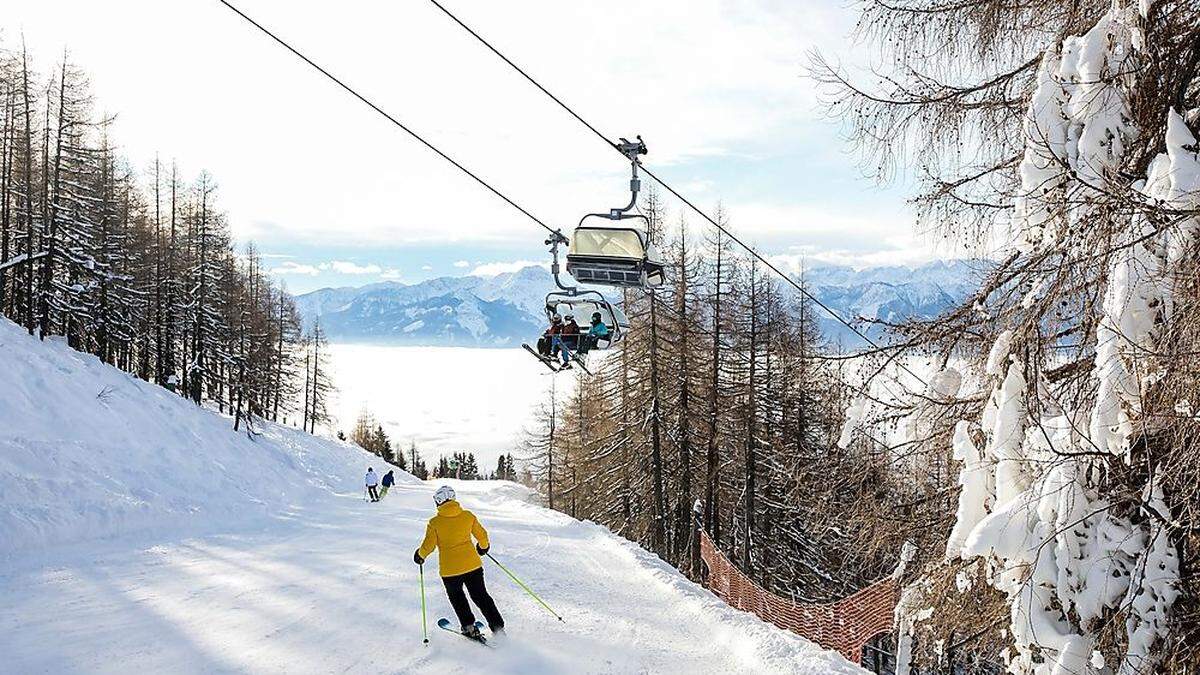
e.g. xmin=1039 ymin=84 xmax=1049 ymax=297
xmin=436 ymin=618 xmax=492 ymax=647
xmin=522 ymin=343 xmax=560 ymax=372
xmin=567 ymin=351 xmax=592 ymax=375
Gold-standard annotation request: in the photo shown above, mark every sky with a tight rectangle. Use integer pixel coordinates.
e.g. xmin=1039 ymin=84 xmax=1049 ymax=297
xmin=7 ymin=0 xmax=956 ymax=294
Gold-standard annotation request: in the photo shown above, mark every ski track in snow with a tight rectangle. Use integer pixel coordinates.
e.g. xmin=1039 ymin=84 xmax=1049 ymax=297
xmin=0 ymin=318 xmax=859 ymax=674
xmin=0 ymin=481 xmax=860 ymax=674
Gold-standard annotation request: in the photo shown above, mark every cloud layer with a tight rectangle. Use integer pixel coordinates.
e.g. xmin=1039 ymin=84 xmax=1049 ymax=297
xmin=271 ymin=260 xmax=396 ymax=277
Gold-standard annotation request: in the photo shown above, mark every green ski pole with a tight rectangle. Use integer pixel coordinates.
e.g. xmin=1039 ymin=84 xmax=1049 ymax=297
xmin=419 ymin=563 xmax=429 ymax=644
xmin=486 ymin=552 xmax=564 ymax=622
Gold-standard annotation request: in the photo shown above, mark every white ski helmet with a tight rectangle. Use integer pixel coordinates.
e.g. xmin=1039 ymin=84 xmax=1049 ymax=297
xmin=433 ymin=485 xmax=457 ymax=506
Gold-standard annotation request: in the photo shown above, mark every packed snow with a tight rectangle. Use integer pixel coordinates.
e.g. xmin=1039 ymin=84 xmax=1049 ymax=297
xmin=0 ymin=317 xmax=858 ymax=674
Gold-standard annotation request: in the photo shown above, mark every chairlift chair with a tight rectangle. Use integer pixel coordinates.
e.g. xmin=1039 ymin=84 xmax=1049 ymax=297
xmin=523 ymin=135 xmax=656 ymax=372
xmin=545 ymin=289 xmax=629 ymax=351
xmin=566 ymin=220 xmax=665 ymax=289
xmin=564 ymin=136 xmax=666 ymax=291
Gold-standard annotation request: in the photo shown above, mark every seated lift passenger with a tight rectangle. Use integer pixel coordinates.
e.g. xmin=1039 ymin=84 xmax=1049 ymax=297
xmin=579 ymin=311 xmax=609 ymax=354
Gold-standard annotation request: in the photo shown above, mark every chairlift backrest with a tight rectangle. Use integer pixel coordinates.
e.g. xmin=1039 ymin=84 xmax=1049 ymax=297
xmin=566 ymin=221 xmax=665 ymax=290
xmin=569 ymin=227 xmax=648 ymax=260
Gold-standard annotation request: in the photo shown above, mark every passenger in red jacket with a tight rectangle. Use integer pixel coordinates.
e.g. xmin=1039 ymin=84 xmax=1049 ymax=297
xmin=537 ymin=314 xmax=564 ymax=357
xmin=562 ymin=314 xmax=581 ymax=350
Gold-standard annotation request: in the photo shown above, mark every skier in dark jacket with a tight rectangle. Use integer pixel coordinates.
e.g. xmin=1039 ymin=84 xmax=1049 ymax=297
xmin=558 ymin=315 xmax=580 ymax=369
xmin=539 ymin=314 xmax=574 ymax=367
xmin=380 ymin=470 xmax=395 ymax=499
xmin=562 ymin=314 xmax=581 ymax=349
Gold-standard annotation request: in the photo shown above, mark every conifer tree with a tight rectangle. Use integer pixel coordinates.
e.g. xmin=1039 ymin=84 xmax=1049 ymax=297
xmin=0 ymin=41 xmax=325 ymax=438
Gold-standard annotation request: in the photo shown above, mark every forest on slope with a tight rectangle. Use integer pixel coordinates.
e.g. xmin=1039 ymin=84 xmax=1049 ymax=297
xmin=520 ymin=190 xmax=892 ymax=604
xmin=0 ymin=41 xmax=334 ymax=433
xmin=526 ymin=1 xmax=1200 ymax=673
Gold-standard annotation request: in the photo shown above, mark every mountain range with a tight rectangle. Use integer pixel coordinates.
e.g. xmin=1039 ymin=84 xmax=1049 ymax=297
xmin=294 ymin=266 xmax=551 ymax=347
xmin=804 ymin=259 xmax=988 ymax=347
xmin=294 ymin=260 xmax=989 ymax=348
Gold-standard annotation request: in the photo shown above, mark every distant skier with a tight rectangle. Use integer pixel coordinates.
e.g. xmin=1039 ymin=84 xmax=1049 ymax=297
xmin=365 ymin=467 xmax=380 ymax=502
xmin=413 ymin=485 xmax=505 ymax=640
xmin=380 ymin=469 xmax=396 ymax=500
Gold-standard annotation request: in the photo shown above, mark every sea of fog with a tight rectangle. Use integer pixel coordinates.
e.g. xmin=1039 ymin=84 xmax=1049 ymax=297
xmin=323 ymin=343 xmax=947 ymax=473
xmin=324 ymin=343 xmax=574 ymax=470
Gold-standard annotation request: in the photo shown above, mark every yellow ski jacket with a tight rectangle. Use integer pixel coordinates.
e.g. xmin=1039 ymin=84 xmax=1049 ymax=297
xmin=417 ymin=500 xmax=490 ymax=577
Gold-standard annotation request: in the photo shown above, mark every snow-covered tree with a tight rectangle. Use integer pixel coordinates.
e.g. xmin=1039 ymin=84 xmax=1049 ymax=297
xmin=817 ymin=1 xmax=1200 ymax=671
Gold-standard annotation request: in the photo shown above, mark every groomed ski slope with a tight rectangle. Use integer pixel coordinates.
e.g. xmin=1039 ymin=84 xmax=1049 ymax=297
xmin=0 ymin=318 xmax=861 ymax=674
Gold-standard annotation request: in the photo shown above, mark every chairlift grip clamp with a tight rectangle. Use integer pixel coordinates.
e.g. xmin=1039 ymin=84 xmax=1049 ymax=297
xmin=545 ymin=229 xmax=569 ymax=247
xmin=617 ymin=135 xmax=647 ymax=159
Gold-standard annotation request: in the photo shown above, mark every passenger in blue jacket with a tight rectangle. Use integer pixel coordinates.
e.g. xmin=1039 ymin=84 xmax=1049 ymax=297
xmin=579 ymin=312 xmax=609 ymax=354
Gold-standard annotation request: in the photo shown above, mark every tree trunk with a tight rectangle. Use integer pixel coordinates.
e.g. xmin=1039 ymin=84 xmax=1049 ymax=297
xmin=675 ymin=230 xmax=694 ymax=569
xmin=0 ymin=81 xmax=13 ymax=316
xmin=20 ymin=46 xmax=36 ymax=335
xmin=706 ymin=230 xmax=724 ymax=544
xmin=648 ymin=288 xmax=666 ymax=556
xmin=743 ymin=266 xmax=758 ymax=575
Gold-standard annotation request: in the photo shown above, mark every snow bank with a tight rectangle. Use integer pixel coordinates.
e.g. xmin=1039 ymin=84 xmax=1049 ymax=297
xmin=0 ymin=316 xmax=388 ymax=557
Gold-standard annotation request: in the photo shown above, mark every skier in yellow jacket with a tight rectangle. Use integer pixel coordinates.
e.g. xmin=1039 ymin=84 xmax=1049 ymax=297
xmin=414 ymin=485 xmax=505 ymax=639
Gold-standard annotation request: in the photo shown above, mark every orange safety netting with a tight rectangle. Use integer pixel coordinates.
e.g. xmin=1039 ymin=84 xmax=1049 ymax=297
xmin=699 ymin=530 xmax=898 ymax=664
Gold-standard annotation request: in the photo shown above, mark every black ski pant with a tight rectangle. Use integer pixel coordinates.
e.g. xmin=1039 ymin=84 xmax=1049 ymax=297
xmin=367 ymin=485 xmax=379 ymax=501
xmin=443 ymin=567 xmax=504 ymax=630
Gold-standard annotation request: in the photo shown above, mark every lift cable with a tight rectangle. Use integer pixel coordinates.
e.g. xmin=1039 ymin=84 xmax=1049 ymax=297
xmin=214 ymin=0 xmax=923 ymax=397
xmin=215 ymin=0 xmax=557 ymax=236
xmin=425 ymin=0 xmax=921 ymax=381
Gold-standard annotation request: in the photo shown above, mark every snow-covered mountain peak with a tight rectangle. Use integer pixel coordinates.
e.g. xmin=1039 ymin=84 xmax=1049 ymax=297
xmin=296 ymin=261 xmax=986 ymax=347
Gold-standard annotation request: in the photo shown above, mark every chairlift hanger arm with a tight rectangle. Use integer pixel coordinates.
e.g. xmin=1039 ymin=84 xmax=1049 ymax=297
xmin=609 ymin=136 xmax=647 ymax=219
xmin=545 ymin=229 xmax=577 ymax=294
xmin=421 ymin=0 xmax=929 ymax=386
xmin=579 ymin=213 xmax=649 ymax=229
